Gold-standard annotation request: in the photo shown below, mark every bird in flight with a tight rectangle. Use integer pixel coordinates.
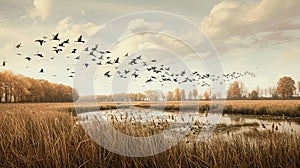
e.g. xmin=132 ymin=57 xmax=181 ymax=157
xmin=2 ymin=61 xmax=6 ymax=66
xmin=63 ymin=39 xmax=70 ymax=44
xmin=92 ymin=44 xmax=99 ymax=51
xmin=53 ymin=48 xmax=62 ymax=54
xmin=71 ymin=49 xmax=77 ymax=53
xmin=16 ymin=43 xmax=22 ymax=49
xmin=39 ymin=68 xmax=44 ymax=73
xmin=114 ymin=57 xmax=119 ymax=63
xmin=145 ymin=78 xmax=153 ymax=83
xmin=25 ymin=57 xmax=31 ymax=61
xmin=51 ymin=33 xmax=60 ymax=41
xmin=75 ymin=35 xmax=85 ymax=43
xmin=104 ymin=71 xmax=111 ymax=77
xmin=35 ymin=39 xmax=46 ymax=46
xmin=35 ymin=53 xmax=44 ymax=58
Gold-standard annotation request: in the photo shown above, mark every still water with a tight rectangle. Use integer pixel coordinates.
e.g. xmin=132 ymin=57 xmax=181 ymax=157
xmin=77 ymin=107 xmax=300 ymax=135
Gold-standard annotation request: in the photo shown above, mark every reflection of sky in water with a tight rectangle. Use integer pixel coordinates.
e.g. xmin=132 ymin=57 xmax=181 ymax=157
xmin=78 ymin=108 xmax=300 ymax=135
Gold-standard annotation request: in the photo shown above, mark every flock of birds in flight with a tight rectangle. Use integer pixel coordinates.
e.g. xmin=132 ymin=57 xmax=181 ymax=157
xmin=3 ymin=32 xmax=256 ymax=87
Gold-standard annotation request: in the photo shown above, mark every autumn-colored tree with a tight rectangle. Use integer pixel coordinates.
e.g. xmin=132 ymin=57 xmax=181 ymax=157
xmin=227 ymin=81 xmax=244 ymax=99
xmin=192 ymin=89 xmax=198 ymax=100
xmin=0 ymin=71 xmax=76 ymax=103
xmin=166 ymin=91 xmax=174 ymax=101
xmin=249 ymin=90 xmax=259 ymax=100
xmin=203 ymin=91 xmax=210 ymax=100
xmin=128 ymin=93 xmax=137 ymax=101
xmin=174 ymin=88 xmax=181 ymax=101
xmin=277 ymin=76 xmax=296 ymax=99
xmin=137 ymin=93 xmax=146 ymax=101
xmin=144 ymin=90 xmax=153 ymax=101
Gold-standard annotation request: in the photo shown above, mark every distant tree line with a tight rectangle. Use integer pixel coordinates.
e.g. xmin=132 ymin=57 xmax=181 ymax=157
xmin=227 ymin=76 xmax=298 ymax=100
xmin=80 ymin=76 xmax=300 ymax=102
xmin=0 ymin=71 xmax=79 ymax=103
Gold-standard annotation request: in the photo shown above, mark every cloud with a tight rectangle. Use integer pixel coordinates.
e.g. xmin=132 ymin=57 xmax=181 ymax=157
xmin=29 ymin=0 xmax=53 ymax=21
xmin=201 ymin=0 xmax=300 ymax=40
xmin=55 ymin=17 xmax=102 ymax=37
xmin=122 ymin=18 xmax=163 ymax=36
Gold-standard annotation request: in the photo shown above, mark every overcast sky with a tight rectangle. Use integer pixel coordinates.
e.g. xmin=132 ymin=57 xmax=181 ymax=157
xmin=0 ymin=0 xmax=299 ymax=96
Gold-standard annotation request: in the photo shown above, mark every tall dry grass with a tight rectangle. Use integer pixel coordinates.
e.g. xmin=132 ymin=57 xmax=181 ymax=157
xmin=0 ymin=103 xmax=299 ymax=167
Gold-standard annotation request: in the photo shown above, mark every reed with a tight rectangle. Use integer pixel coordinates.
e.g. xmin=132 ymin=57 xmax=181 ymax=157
xmin=0 ymin=103 xmax=299 ymax=167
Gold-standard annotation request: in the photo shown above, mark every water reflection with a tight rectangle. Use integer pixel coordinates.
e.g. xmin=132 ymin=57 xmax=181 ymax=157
xmin=78 ymin=108 xmax=300 ymax=135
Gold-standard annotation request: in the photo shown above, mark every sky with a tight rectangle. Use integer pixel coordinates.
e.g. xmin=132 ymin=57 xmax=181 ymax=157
xmin=0 ymin=0 xmax=300 ymax=96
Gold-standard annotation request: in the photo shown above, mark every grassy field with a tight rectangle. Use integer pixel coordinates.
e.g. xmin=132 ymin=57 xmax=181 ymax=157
xmin=0 ymin=102 xmax=299 ymax=167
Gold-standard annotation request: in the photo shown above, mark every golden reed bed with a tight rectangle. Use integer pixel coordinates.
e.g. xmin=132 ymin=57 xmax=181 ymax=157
xmin=0 ymin=102 xmax=299 ymax=167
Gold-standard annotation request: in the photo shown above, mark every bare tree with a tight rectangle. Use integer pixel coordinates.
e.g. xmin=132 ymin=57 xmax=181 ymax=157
xmin=188 ymin=91 xmax=193 ymax=100
xmin=180 ymin=89 xmax=186 ymax=101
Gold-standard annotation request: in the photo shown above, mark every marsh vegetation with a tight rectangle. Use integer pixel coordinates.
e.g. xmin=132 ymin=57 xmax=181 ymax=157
xmin=0 ymin=101 xmax=299 ymax=167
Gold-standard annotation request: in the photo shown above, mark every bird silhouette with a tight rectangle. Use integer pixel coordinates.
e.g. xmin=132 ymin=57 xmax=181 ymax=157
xmin=58 ymin=42 xmax=66 ymax=47
xmin=136 ymin=55 xmax=142 ymax=60
xmin=35 ymin=39 xmax=46 ymax=46
xmin=71 ymin=49 xmax=77 ymax=53
xmin=16 ymin=43 xmax=22 ymax=49
xmin=104 ymin=71 xmax=111 ymax=77
xmin=92 ymin=44 xmax=99 ymax=51
xmin=39 ymin=68 xmax=44 ymax=73
xmin=145 ymin=78 xmax=153 ymax=83
xmin=53 ymin=48 xmax=62 ymax=53
xmin=51 ymin=33 xmax=60 ymax=41
xmin=35 ymin=53 xmax=44 ymax=57
xmin=25 ymin=57 xmax=31 ymax=61
xmin=63 ymin=39 xmax=70 ymax=44
xmin=74 ymin=35 xmax=85 ymax=43
xmin=114 ymin=57 xmax=119 ymax=63
xmin=2 ymin=61 xmax=6 ymax=66
xmin=124 ymin=70 xmax=130 ymax=74
xmin=106 ymin=60 xmax=113 ymax=64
